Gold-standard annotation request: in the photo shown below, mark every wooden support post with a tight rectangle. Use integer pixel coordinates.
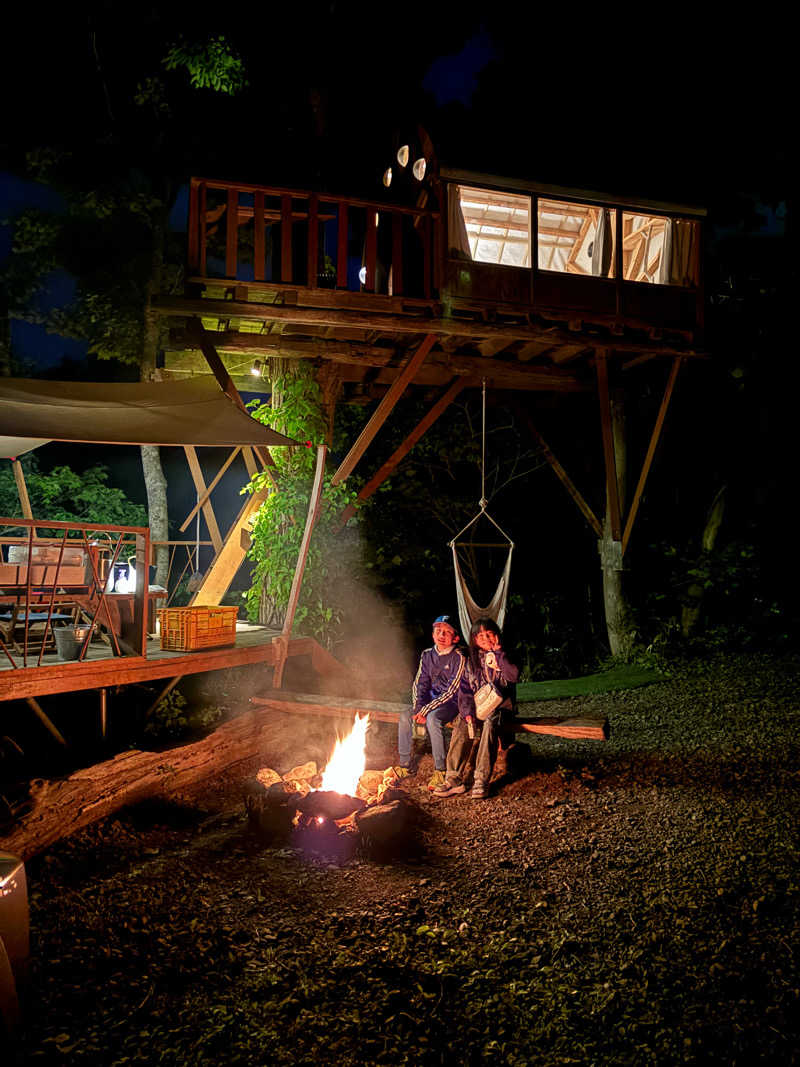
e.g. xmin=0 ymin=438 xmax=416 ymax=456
xmin=143 ymin=676 xmax=183 ymax=719
xmin=391 ymin=213 xmax=403 ymax=296
xmin=188 ymin=486 xmax=270 ymax=606
xmin=338 ymin=377 xmax=467 ymax=527
xmin=183 ymin=447 xmax=224 ymax=555
xmin=253 ymin=190 xmax=265 ymax=282
xmin=273 ymin=444 xmax=327 ymax=689
xmin=198 ymin=181 xmax=207 ymax=277
xmin=99 ymin=688 xmax=107 ymax=739
xmin=596 ymin=350 xmax=622 ymax=542
xmin=188 ymin=319 xmax=277 ymax=477
xmin=336 ymin=203 xmax=348 ymax=288
xmin=225 ymin=187 xmax=238 ymax=279
xmin=11 ymin=461 xmax=34 ymax=524
xmin=330 ymin=333 xmax=437 ymax=486
xmin=280 ymin=194 xmax=293 ymax=283
xmin=25 ymin=697 xmax=67 ymax=747
xmin=622 ymin=357 xmax=682 ymax=554
xmin=188 ymin=180 xmax=200 ymax=273
xmin=179 ymin=447 xmax=241 ymax=533
xmin=307 ymin=193 xmax=319 ymax=287
xmin=519 ymin=409 xmax=603 ymax=538
xmin=364 ymin=209 xmax=377 ymax=292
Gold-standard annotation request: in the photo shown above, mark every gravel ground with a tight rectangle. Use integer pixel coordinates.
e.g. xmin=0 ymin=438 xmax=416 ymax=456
xmin=9 ymin=650 xmax=800 ymax=1065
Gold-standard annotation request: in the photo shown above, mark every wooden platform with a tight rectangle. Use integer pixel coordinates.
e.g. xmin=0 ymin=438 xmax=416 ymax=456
xmin=0 ymin=624 xmax=326 ymax=702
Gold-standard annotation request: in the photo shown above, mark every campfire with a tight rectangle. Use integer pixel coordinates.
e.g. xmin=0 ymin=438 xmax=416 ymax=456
xmin=244 ymin=714 xmax=411 ymax=852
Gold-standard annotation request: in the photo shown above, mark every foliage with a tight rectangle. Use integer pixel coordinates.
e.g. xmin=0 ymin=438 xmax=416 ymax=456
xmin=0 ymin=454 xmax=147 ymax=530
xmin=244 ymin=364 xmax=358 ymax=648
xmin=143 ymin=688 xmax=222 ymax=741
xmin=163 ymin=36 xmax=248 ymax=95
xmin=640 ymin=533 xmax=793 ymax=651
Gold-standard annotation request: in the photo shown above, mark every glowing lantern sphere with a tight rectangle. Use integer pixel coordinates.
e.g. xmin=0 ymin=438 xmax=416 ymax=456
xmin=397 ymin=145 xmax=410 ymax=168
xmin=412 ymin=157 xmax=427 ymax=181
xmin=383 ymin=167 xmax=392 ymax=187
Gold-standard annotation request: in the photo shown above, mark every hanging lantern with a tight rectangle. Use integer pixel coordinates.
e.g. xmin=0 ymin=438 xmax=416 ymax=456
xmin=412 ymin=157 xmax=426 ymax=181
xmin=397 ymin=145 xmax=409 ymax=168
xmin=382 ymin=167 xmax=392 ymax=187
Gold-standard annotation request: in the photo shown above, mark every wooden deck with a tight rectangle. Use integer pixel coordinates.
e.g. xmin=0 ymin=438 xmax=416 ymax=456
xmin=0 ymin=623 xmax=324 ymax=702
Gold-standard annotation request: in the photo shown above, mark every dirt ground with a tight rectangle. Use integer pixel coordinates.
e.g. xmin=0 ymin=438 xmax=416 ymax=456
xmin=8 ymin=650 xmax=800 ymax=1065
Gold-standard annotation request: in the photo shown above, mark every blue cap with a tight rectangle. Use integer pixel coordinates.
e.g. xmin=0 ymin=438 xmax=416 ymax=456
xmin=433 ymin=615 xmax=456 ymax=629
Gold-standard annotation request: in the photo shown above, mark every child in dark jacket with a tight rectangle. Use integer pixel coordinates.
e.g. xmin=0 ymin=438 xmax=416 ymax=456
xmin=434 ymin=616 xmax=519 ymax=800
xmin=396 ymin=614 xmax=465 ymax=790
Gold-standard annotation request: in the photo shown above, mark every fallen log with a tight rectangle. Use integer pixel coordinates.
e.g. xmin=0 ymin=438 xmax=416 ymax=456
xmin=0 ymin=705 xmax=286 ymax=861
xmin=251 ymin=692 xmax=609 ymax=741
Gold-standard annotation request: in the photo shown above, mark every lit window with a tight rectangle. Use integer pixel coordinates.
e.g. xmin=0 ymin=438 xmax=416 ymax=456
xmin=622 ymin=213 xmax=698 ymax=286
xmin=450 ymin=185 xmax=531 ymax=267
xmin=537 ymin=200 xmax=616 ymax=278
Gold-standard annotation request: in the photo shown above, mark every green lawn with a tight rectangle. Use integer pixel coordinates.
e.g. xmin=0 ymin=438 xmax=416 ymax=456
xmin=516 ymin=663 xmax=666 ymax=701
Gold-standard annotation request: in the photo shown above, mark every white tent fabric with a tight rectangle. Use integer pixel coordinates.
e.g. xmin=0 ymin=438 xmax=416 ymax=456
xmin=451 ymin=542 xmax=514 ymax=640
xmin=0 ymin=376 xmax=296 ymax=457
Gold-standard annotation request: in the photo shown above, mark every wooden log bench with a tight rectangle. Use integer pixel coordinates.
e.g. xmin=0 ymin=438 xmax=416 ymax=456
xmin=250 ymin=691 xmax=609 ymax=741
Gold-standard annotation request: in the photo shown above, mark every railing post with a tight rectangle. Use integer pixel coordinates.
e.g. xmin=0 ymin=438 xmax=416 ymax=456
xmin=188 ymin=179 xmax=200 ymax=273
xmin=254 ymin=191 xmax=265 ymax=282
xmin=307 ymin=193 xmax=319 ymax=288
xmin=225 ymin=187 xmax=239 ymax=279
xmin=280 ymin=194 xmax=293 ymax=283
xmin=336 ymin=202 xmax=348 ymax=288
xmin=364 ymin=209 xmax=377 ymax=292
xmin=391 ymin=213 xmax=403 ymax=296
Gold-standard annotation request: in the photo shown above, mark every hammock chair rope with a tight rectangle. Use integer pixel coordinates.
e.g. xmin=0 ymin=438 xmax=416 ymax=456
xmin=448 ymin=379 xmax=514 ymax=638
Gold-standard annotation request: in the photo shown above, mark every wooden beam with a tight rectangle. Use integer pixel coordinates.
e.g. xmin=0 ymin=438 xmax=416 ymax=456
xmin=622 ymin=357 xmax=682 ymax=554
xmin=519 ymin=410 xmax=602 ymax=537
xmin=183 ymin=447 xmax=224 ymax=555
xmin=179 ymin=447 xmax=241 ymax=533
xmin=187 ymin=319 xmax=277 ymax=476
xmin=225 ymin=187 xmax=238 ymax=279
xmin=273 ymin=445 xmax=327 ymax=688
xmin=253 ymin=190 xmax=265 ymax=282
xmin=330 ymin=334 xmax=436 ymax=485
xmin=25 ymin=697 xmax=67 ymax=746
xmin=596 ymin=350 xmax=622 ymax=542
xmin=157 ymin=296 xmax=701 ymax=359
xmin=167 ymin=331 xmax=587 ymax=391
xmin=188 ymin=485 xmax=270 ymax=606
xmin=250 ymin=691 xmax=608 ymax=740
xmin=339 ymin=377 xmax=467 ymax=527
xmin=11 ymin=461 xmax=33 ymax=522
xmin=280 ymin=194 xmax=293 ymax=283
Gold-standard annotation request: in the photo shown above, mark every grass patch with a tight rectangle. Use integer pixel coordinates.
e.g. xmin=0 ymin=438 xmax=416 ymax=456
xmin=517 ymin=663 xmax=666 ymax=701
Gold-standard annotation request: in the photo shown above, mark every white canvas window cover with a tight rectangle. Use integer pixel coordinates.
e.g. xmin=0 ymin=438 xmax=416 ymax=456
xmin=449 ymin=508 xmax=514 ymax=641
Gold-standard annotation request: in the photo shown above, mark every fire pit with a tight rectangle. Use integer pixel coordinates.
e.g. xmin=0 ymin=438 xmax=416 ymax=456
xmin=244 ymin=714 xmax=412 ymax=854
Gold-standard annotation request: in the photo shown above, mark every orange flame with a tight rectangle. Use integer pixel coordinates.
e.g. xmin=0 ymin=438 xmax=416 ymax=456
xmin=319 ymin=714 xmax=369 ymax=796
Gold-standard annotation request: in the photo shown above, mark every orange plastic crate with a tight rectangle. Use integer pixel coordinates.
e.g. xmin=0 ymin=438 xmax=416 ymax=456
xmin=157 ymin=605 xmax=238 ymax=652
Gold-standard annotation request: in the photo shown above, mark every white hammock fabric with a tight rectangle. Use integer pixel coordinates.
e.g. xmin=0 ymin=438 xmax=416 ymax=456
xmin=451 ymin=542 xmax=514 ymax=639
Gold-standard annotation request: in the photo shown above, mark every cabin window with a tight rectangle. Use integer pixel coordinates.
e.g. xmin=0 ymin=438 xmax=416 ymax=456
xmin=449 ymin=185 xmax=531 ymax=267
xmin=537 ymin=200 xmax=617 ymax=278
xmin=622 ymin=213 xmax=699 ymax=287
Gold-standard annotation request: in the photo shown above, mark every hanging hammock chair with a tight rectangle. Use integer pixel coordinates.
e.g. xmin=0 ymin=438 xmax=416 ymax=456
xmin=449 ymin=380 xmax=514 ymax=639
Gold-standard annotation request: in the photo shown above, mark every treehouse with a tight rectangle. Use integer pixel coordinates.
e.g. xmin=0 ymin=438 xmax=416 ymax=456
xmin=157 ymin=166 xmax=704 ymax=552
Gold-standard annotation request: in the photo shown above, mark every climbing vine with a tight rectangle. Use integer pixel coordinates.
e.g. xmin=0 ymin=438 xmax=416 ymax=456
xmin=244 ymin=364 xmax=358 ymax=649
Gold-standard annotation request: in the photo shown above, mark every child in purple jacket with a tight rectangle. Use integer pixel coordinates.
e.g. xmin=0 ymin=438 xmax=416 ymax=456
xmin=395 ymin=614 xmax=465 ymax=790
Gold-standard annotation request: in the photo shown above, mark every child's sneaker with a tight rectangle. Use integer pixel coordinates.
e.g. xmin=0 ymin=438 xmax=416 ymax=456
xmin=433 ymin=778 xmax=466 ymax=798
xmin=427 ymin=770 xmax=447 ymax=791
xmin=389 ymin=765 xmax=410 ymax=779
xmin=470 ymin=781 xmax=488 ymax=799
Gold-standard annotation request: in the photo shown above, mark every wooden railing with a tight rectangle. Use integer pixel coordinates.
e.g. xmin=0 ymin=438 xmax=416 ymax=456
xmin=187 ymin=177 xmax=438 ymax=299
xmin=0 ymin=519 xmax=150 ymax=668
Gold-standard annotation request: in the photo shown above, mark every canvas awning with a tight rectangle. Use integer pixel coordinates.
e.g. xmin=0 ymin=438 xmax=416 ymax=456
xmin=0 ymin=376 xmax=297 ymax=459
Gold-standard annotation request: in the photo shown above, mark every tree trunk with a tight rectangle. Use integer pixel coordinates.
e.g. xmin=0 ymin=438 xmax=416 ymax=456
xmin=140 ymin=210 xmax=170 ymax=588
xmin=681 ymin=485 xmax=727 ymax=637
xmin=600 ymin=387 xmax=636 ymax=657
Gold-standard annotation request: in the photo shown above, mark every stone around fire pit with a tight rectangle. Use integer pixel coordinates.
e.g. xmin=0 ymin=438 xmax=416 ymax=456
xmin=296 ymin=790 xmax=366 ymax=822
